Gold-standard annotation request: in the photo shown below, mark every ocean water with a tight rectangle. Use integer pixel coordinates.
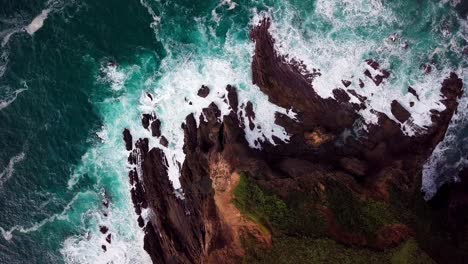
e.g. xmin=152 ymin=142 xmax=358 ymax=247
xmin=0 ymin=0 xmax=465 ymax=263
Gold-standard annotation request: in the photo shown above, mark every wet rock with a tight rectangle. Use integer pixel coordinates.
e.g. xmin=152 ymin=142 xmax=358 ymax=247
xmin=333 ymin=89 xmax=350 ymax=103
xmin=421 ymin=64 xmax=432 ymax=74
xmin=391 ymin=100 xmax=411 ymax=123
xmin=146 ymin=92 xmax=153 ymax=100
xmin=130 ymin=17 xmax=465 ymax=264
xmin=159 ymin=136 xmax=168 ymax=147
xmin=244 ymin=101 xmax=256 ymax=130
xmin=129 ymin=169 xmax=138 ymax=186
xmin=151 ymin=119 xmax=161 ymax=137
xmin=142 ymin=114 xmax=153 ymax=129
xmin=408 ymin=86 xmax=420 ymax=101
xmin=197 ymin=85 xmax=210 ymax=98
xmin=430 ymin=168 xmax=468 ymax=245
xmin=342 ymin=80 xmax=351 ymax=87
xmin=347 ymin=89 xmax=367 ymax=103
xmin=135 ymin=138 xmax=149 ymax=159
xmin=123 ymin=129 xmax=133 ymax=151
xmin=359 ymin=79 xmax=364 ymax=88
xmin=364 ymin=60 xmax=390 ymax=86
xmin=99 ymin=226 xmax=109 ymax=234
xmin=226 ymin=85 xmax=238 ymax=113
xmin=251 ymin=18 xmax=357 ymax=133
xmin=138 ymin=215 xmax=145 ymax=228
xmin=128 ymin=151 xmax=137 ymax=165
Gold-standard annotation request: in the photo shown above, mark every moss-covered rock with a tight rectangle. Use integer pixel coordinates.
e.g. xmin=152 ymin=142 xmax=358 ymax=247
xmin=234 ymin=173 xmax=436 ymax=264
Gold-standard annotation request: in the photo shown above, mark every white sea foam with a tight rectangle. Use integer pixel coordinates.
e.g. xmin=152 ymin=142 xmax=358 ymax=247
xmin=422 ymin=92 xmax=468 ymax=199
xmin=56 ymin=2 xmax=465 ymax=263
xmin=139 ymin=0 xmax=161 ymax=31
xmin=1 ymin=30 xmax=19 ymax=48
xmin=212 ymin=0 xmax=238 ymax=23
xmin=99 ymin=63 xmax=127 ymax=91
xmin=253 ymin=2 xmax=463 ymax=135
xmin=96 ymin=127 xmax=109 ymax=143
xmin=0 ymin=87 xmax=27 ymax=111
xmin=25 ymin=9 xmax=51 ymax=35
xmin=0 ymin=190 xmax=84 ymax=240
xmin=61 ymin=208 xmax=151 ymax=264
xmin=60 ymin=62 xmax=154 ymax=262
xmin=0 ymin=50 xmax=8 ymax=78
xmin=0 ymin=14 xmax=30 ymax=48
xmin=144 ymin=36 xmax=295 ymax=188
xmin=0 ymin=152 xmax=25 ymax=187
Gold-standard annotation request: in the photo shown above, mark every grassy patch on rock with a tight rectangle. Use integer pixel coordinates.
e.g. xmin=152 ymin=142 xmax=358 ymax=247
xmin=233 ymin=173 xmax=435 ymax=263
xmin=326 ymin=179 xmax=396 ymax=237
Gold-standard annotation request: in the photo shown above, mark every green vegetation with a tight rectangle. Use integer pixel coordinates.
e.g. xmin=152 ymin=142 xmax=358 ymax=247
xmin=233 ymin=173 xmax=325 ymax=236
xmin=233 ymin=173 xmax=289 ymax=234
xmin=233 ymin=173 xmax=435 ymax=264
xmin=389 ymin=186 xmax=468 ymax=263
xmin=243 ymin=236 xmax=435 ymax=264
xmin=326 ymin=180 xmax=396 ymax=237
xmin=391 ymin=239 xmax=435 ymax=264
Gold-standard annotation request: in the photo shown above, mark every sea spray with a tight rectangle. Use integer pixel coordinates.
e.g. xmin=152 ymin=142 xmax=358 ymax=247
xmin=0 ymin=0 xmax=465 ymax=263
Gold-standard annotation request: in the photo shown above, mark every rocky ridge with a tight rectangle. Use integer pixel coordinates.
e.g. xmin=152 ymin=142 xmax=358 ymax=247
xmin=122 ymin=18 xmax=466 ymax=263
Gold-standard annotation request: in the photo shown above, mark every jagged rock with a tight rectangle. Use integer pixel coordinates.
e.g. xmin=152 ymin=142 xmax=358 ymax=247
xmin=391 ymin=100 xmax=411 ymax=123
xmin=359 ymin=79 xmax=364 ymax=88
xmin=99 ymin=226 xmax=108 ymax=234
xmin=226 ymin=85 xmax=238 ymax=113
xmin=364 ymin=59 xmax=390 ymax=86
xmin=244 ymin=101 xmax=255 ymax=130
xmin=339 ymin=157 xmax=368 ymax=177
xmin=342 ymin=80 xmax=351 ymax=87
xmin=251 ymin=18 xmax=357 ymax=134
xmin=123 ymin=129 xmax=133 ymax=151
xmin=137 ymin=215 xmax=145 ymax=228
xmin=150 ymin=119 xmax=161 ymax=137
xmin=333 ymin=88 xmax=351 ymax=103
xmin=159 ymin=136 xmax=168 ymax=147
xmin=408 ymin=86 xmax=420 ymax=101
xmin=142 ymin=114 xmax=153 ymax=129
xmin=123 ymin=17 xmax=465 ymax=264
xmin=197 ymin=85 xmax=210 ymax=98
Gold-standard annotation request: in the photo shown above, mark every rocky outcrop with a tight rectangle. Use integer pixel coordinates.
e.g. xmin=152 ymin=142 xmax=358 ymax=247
xmin=197 ymin=85 xmax=210 ymax=98
xmin=391 ymin=100 xmax=411 ymax=123
xmin=122 ymin=18 xmax=465 ymax=264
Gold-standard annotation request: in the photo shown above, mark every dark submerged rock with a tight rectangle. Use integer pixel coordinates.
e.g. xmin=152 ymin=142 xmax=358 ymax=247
xmin=99 ymin=226 xmax=108 ymax=234
xmin=408 ymin=86 xmax=420 ymax=101
xmin=150 ymin=119 xmax=161 ymax=137
xmin=123 ymin=129 xmax=133 ymax=151
xmin=391 ymin=100 xmax=411 ymax=123
xmin=197 ymin=85 xmax=210 ymax=98
xmin=142 ymin=114 xmax=153 ymax=129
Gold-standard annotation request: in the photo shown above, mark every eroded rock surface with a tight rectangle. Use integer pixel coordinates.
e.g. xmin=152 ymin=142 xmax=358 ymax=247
xmin=122 ymin=18 xmax=465 ymax=264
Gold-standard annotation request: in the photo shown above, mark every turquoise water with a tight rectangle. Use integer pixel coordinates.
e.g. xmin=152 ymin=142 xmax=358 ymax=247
xmin=0 ymin=0 xmax=466 ymax=263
